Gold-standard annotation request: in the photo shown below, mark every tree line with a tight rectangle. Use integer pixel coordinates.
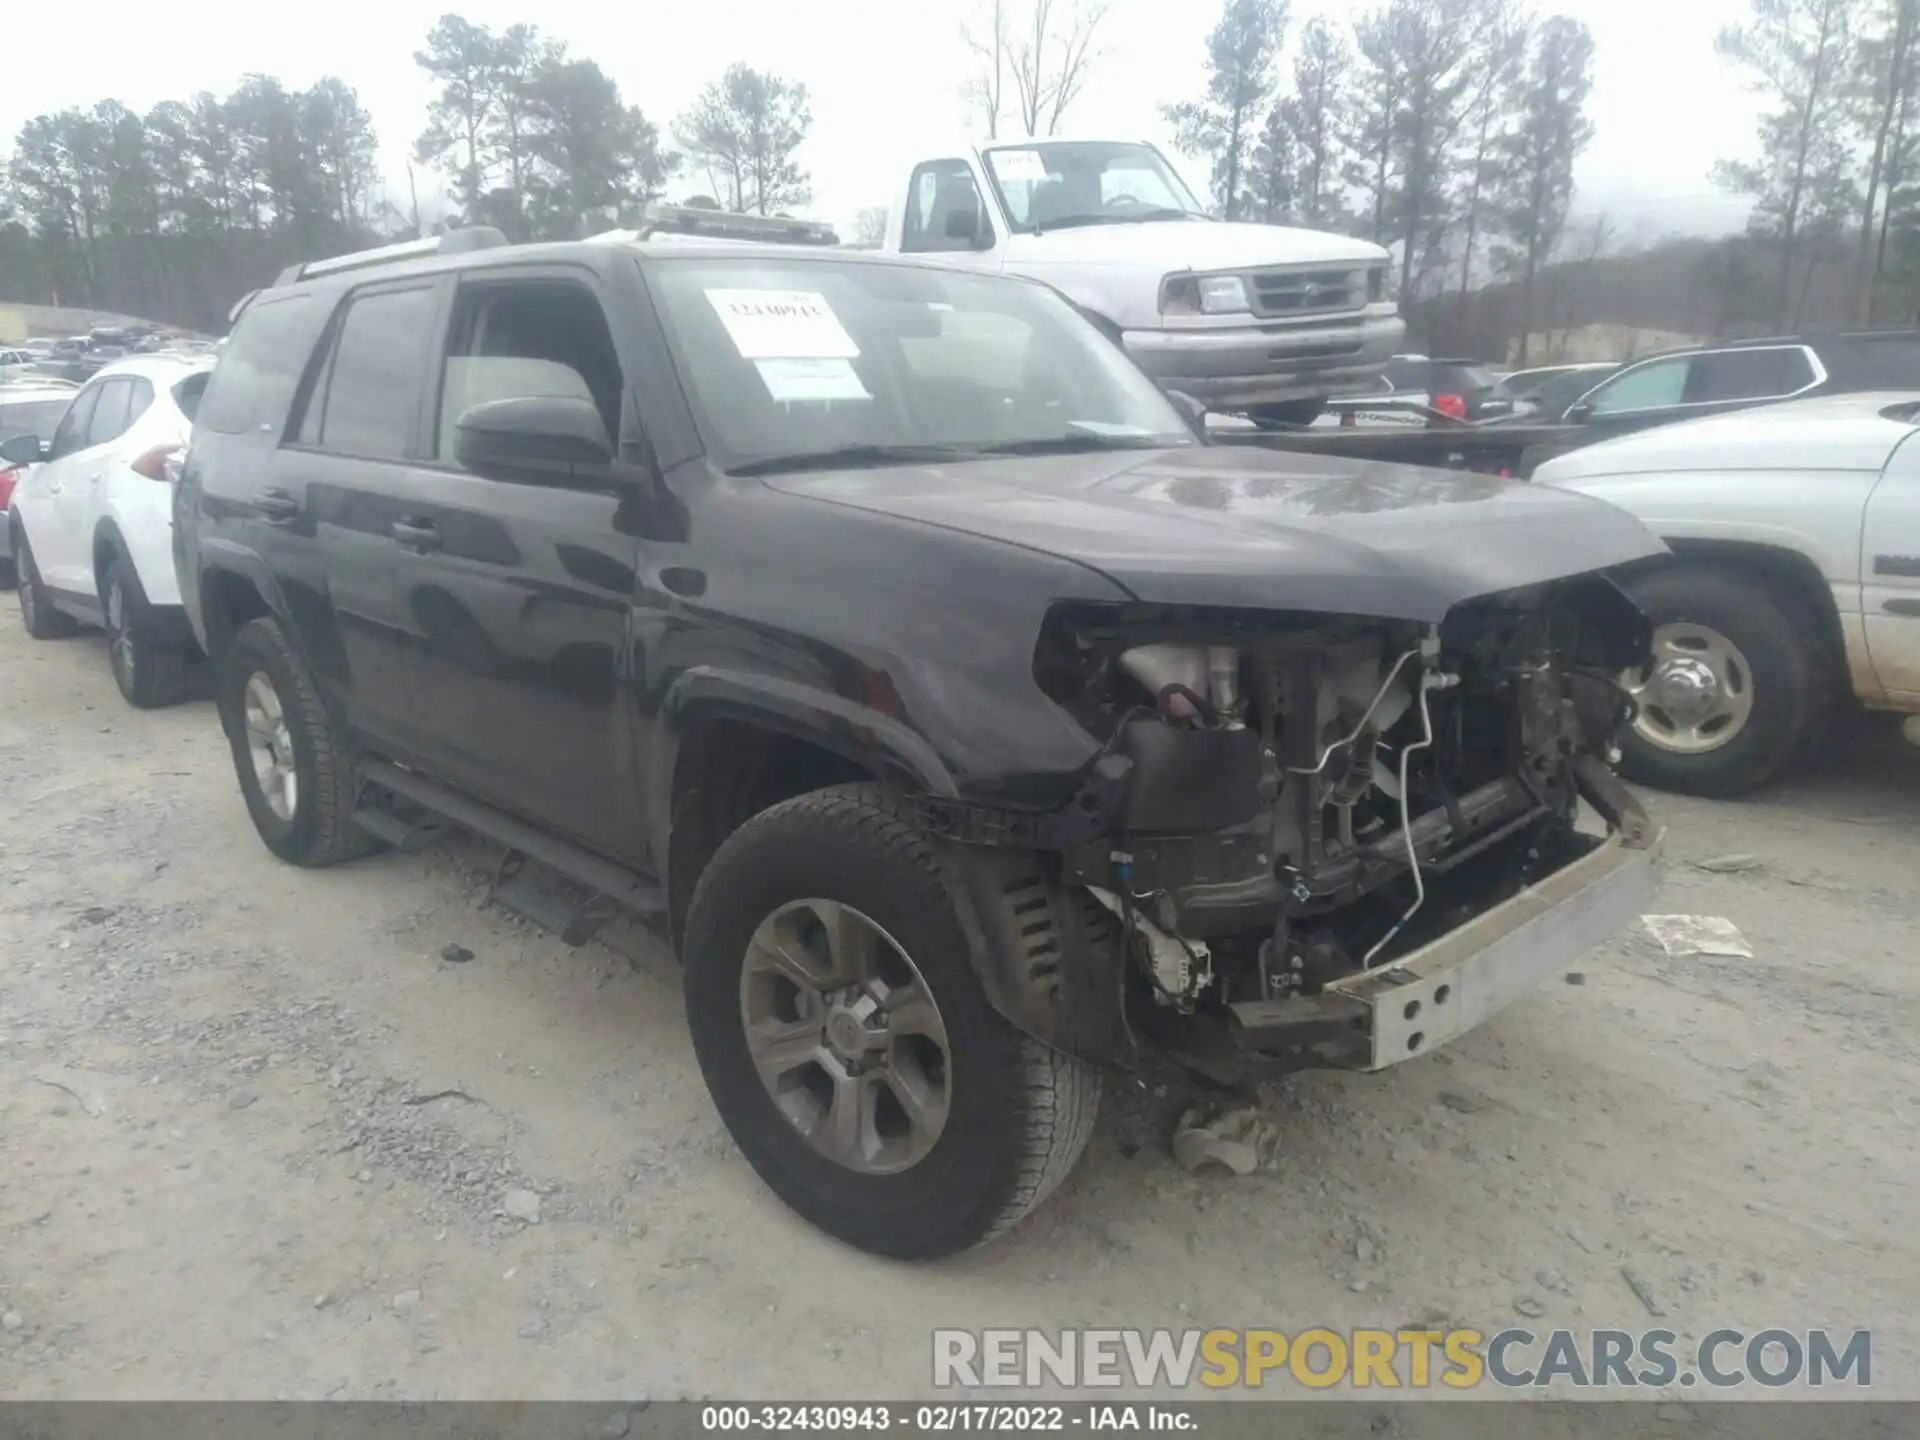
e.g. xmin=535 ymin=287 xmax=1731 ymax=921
xmin=1161 ymin=0 xmax=1597 ymax=364
xmin=7 ymin=0 xmax=1919 ymax=348
xmin=0 ymin=12 xmax=817 ymax=331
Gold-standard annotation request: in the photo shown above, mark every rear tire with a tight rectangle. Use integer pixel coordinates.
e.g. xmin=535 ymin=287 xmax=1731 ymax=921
xmin=14 ymin=529 xmax=78 ymax=640
xmin=1617 ymin=565 xmax=1816 ymax=798
xmin=103 ymin=556 xmax=190 ymax=709
xmin=683 ymin=784 xmax=1100 ymax=1259
xmin=1247 ymin=399 xmax=1327 ymax=429
xmin=219 ymin=616 xmax=377 ymax=867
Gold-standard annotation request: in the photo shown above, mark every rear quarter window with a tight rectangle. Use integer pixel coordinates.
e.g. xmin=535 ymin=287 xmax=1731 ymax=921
xmin=198 ymin=295 xmax=326 ymax=438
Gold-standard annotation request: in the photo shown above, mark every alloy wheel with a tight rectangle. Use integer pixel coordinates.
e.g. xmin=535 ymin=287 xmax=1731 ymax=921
xmin=243 ymin=671 xmax=299 ymax=821
xmin=739 ymin=898 xmax=953 ymax=1176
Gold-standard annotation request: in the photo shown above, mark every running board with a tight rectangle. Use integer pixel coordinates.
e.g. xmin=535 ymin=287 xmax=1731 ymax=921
xmin=351 ymin=804 xmax=451 ymax=853
xmin=358 ymin=760 xmax=666 ymax=944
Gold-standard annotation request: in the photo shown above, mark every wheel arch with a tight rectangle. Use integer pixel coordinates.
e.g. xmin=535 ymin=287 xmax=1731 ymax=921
xmin=91 ymin=516 xmax=131 ymax=600
xmin=657 ymin=677 xmax=956 ymax=954
xmin=1612 ymin=538 xmax=1847 ymax=688
xmin=196 ymin=557 xmax=280 ymax=668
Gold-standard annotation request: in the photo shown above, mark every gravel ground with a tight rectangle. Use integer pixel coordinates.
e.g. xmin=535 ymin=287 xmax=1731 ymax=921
xmin=1 ymin=615 xmax=1916 ymax=1403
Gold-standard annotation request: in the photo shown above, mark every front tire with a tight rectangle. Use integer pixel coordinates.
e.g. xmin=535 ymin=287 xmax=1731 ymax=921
xmin=103 ymin=556 xmax=189 ymax=709
xmin=219 ymin=617 xmax=376 ymax=866
xmin=683 ymin=785 xmax=1100 ymax=1259
xmin=1617 ymin=565 xmax=1817 ymax=798
xmin=14 ymin=530 xmax=78 ymax=640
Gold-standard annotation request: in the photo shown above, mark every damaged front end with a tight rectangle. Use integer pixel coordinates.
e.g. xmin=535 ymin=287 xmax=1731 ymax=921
xmin=918 ymin=575 xmax=1664 ymax=1083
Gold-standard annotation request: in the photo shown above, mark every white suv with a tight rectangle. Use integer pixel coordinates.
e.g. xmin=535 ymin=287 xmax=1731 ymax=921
xmin=4 ymin=355 xmax=214 ymax=707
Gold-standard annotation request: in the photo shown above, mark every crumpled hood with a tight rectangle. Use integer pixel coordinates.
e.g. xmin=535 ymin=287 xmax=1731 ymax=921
xmin=763 ymin=446 xmax=1668 ymax=622
xmin=1009 ymin=219 xmax=1389 ymax=272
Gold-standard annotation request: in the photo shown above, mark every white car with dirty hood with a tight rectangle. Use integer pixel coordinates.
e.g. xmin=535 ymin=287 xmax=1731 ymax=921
xmin=884 ymin=138 xmax=1404 ymax=426
xmin=1531 ymin=391 xmax=1920 ymax=796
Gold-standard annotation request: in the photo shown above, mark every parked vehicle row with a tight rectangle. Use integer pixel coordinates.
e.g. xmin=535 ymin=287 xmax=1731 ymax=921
xmin=1 ymin=356 xmax=210 ymax=704
xmin=6 ymin=215 xmax=1914 ymax=1262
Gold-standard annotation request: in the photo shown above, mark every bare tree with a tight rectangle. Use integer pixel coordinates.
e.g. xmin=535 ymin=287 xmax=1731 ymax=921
xmin=1352 ymin=0 xmax=1508 ymax=303
xmin=1451 ymin=3 xmax=1528 ymax=310
xmin=1007 ymin=0 xmax=1112 ymax=136
xmin=1713 ymin=0 xmax=1861 ymax=329
xmin=1493 ymin=15 xmax=1596 ymax=364
xmin=1164 ymin=0 xmax=1289 ymax=219
xmin=674 ymin=64 xmax=813 ymax=216
xmin=1279 ymin=17 xmax=1355 ymax=230
xmin=1853 ymin=0 xmax=1920 ymax=321
xmin=851 ymin=206 xmax=888 ymax=246
xmin=962 ymin=0 xmax=1012 ymax=138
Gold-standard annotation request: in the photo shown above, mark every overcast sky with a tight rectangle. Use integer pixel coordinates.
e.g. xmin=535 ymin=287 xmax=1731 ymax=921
xmin=4 ymin=0 xmax=1758 ymax=244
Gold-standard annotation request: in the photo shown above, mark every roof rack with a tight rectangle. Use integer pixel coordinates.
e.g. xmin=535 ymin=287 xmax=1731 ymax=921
xmin=598 ymin=203 xmax=840 ymax=248
xmin=272 ymin=226 xmax=512 ymax=287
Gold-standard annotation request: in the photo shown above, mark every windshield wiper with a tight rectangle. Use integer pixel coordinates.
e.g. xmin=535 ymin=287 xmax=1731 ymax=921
xmin=726 ymin=443 xmax=973 ymax=478
xmin=972 ymin=433 xmax=1180 ymax=456
xmin=1030 ymin=213 xmax=1139 ymax=233
xmin=1133 ymin=207 xmax=1210 ymax=222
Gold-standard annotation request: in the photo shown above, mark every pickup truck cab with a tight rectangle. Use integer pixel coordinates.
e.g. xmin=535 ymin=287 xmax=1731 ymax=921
xmin=885 ymin=138 xmax=1403 ymax=426
xmin=1533 ymin=392 xmax=1920 ymax=795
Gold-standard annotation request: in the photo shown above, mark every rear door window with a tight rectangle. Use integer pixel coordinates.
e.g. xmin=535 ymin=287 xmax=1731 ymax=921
xmin=86 ymin=379 xmax=134 ymax=446
xmin=310 ymin=284 xmax=439 ymax=461
xmin=199 ymin=294 xmax=324 ymax=437
xmin=1683 ymin=347 xmax=1816 ymax=404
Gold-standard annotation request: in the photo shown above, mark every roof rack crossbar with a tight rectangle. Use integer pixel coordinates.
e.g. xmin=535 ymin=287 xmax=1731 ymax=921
xmin=605 ymin=203 xmax=840 ymax=248
xmin=274 ymin=225 xmax=512 ymax=286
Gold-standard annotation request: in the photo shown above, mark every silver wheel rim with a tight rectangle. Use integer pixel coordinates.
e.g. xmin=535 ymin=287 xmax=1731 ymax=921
xmin=243 ymin=672 xmax=299 ymax=821
xmin=1623 ymin=622 xmax=1756 ymax=755
xmin=740 ymin=899 xmax=952 ymax=1176
xmin=107 ymin=576 xmax=134 ymax=681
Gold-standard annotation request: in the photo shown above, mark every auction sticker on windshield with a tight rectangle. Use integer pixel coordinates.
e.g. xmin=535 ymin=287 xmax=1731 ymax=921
xmin=754 ymin=357 xmax=871 ymax=403
xmin=705 ymin=289 xmax=859 ymax=360
xmin=988 ymin=149 xmax=1051 ymax=183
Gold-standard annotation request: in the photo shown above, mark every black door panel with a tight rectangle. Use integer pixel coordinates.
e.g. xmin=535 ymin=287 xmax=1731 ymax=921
xmin=393 ymin=474 xmax=642 ymax=857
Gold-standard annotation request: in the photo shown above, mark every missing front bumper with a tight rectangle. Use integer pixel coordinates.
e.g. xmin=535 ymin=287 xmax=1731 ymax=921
xmin=1323 ymin=827 xmax=1664 ymax=1071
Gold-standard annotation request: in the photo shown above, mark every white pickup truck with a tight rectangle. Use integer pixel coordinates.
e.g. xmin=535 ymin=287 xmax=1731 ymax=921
xmin=1532 ymin=392 xmax=1920 ymax=796
xmin=883 ymin=138 xmax=1404 ymax=426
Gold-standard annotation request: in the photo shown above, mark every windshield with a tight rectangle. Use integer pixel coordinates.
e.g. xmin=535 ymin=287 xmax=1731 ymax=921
xmin=646 ymin=255 xmax=1197 ymax=471
xmin=982 ymin=141 xmax=1208 ymax=232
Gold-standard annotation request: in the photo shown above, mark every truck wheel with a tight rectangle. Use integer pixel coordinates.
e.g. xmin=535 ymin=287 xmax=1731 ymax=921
xmin=219 ymin=616 xmax=376 ymax=867
xmin=682 ymin=784 xmax=1100 ymax=1259
xmin=1617 ymin=566 xmax=1816 ymax=798
xmin=1247 ymin=400 xmax=1327 ymax=429
xmin=103 ymin=556 xmax=190 ymax=709
xmin=14 ymin=530 xmax=78 ymax=640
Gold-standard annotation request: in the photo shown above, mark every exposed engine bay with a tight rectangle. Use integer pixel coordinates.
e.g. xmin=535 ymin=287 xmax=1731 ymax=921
xmin=1015 ymin=577 xmax=1656 ymax=1075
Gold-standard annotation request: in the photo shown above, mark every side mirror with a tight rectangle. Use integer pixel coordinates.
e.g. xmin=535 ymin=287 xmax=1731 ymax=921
xmin=453 ymin=395 xmax=614 ymax=484
xmin=0 ymin=432 xmax=44 ymax=467
xmin=1564 ymin=401 xmax=1595 ymax=424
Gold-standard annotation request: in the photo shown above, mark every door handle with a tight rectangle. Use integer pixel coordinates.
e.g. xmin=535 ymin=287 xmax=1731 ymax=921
xmin=256 ymin=489 xmax=299 ymax=523
xmin=390 ymin=517 xmax=443 ymax=552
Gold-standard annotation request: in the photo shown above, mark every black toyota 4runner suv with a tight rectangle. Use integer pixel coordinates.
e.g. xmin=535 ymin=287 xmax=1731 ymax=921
xmin=176 ymin=211 xmax=1666 ymax=1259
